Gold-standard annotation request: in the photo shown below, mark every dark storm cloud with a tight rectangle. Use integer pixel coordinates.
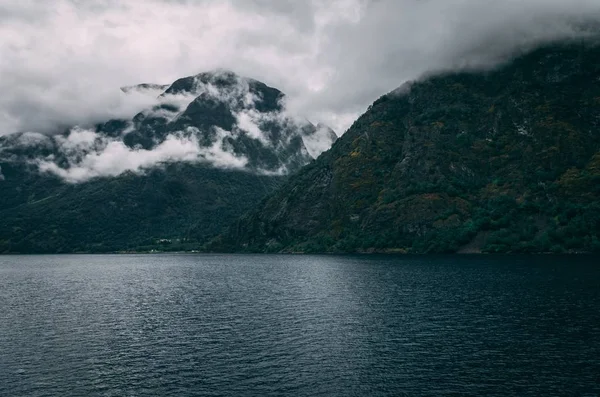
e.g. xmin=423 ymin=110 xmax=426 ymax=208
xmin=0 ymin=0 xmax=599 ymax=136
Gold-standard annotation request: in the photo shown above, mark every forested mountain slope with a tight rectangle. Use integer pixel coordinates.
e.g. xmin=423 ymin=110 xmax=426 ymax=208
xmin=214 ymin=42 xmax=600 ymax=254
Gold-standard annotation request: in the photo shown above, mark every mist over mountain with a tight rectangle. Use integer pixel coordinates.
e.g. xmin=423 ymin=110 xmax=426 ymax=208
xmin=0 ymin=71 xmax=336 ymax=253
xmin=0 ymin=70 xmax=337 ymax=183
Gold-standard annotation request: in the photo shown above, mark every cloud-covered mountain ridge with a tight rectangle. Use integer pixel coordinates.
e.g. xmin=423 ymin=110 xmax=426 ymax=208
xmin=0 ymin=70 xmax=337 ymax=183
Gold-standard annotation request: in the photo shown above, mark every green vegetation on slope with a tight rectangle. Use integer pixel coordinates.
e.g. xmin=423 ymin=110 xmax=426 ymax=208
xmin=0 ymin=162 xmax=282 ymax=253
xmin=213 ymin=42 xmax=600 ymax=254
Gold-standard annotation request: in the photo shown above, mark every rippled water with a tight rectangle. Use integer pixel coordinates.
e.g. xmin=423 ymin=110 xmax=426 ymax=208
xmin=1 ymin=254 xmax=599 ymax=396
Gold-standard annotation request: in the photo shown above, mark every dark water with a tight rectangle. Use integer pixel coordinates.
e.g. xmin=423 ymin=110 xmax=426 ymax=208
xmin=1 ymin=255 xmax=599 ymax=396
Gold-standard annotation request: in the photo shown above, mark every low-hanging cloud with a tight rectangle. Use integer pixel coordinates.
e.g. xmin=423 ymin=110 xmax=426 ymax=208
xmin=0 ymin=70 xmax=337 ymax=183
xmin=33 ymin=127 xmax=249 ymax=183
xmin=1 ymin=0 xmax=600 ymax=137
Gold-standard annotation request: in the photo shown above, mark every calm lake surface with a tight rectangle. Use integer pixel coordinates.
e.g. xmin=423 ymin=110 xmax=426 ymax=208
xmin=1 ymin=254 xmax=599 ymax=396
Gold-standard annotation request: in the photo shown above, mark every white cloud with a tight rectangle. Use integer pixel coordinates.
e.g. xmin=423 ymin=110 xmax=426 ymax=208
xmin=35 ymin=128 xmax=248 ymax=183
xmin=235 ymin=110 xmax=269 ymax=145
xmin=17 ymin=131 xmax=52 ymax=147
xmin=53 ymin=127 xmax=98 ymax=152
xmin=302 ymin=124 xmax=337 ymax=158
xmin=0 ymin=0 xmax=599 ymax=137
xmin=205 ymin=127 xmax=250 ymax=169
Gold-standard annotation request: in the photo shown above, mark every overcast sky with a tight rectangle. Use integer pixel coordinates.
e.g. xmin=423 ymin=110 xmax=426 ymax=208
xmin=1 ymin=0 xmax=600 ymax=136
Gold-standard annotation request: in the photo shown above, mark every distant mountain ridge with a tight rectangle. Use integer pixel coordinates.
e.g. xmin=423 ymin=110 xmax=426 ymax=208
xmin=213 ymin=41 xmax=600 ymax=254
xmin=106 ymin=69 xmax=336 ymax=175
xmin=120 ymin=83 xmax=170 ymax=95
xmin=1 ymin=69 xmax=338 ymax=180
xmin=0 ymin=70 xmax=336 ymax=253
